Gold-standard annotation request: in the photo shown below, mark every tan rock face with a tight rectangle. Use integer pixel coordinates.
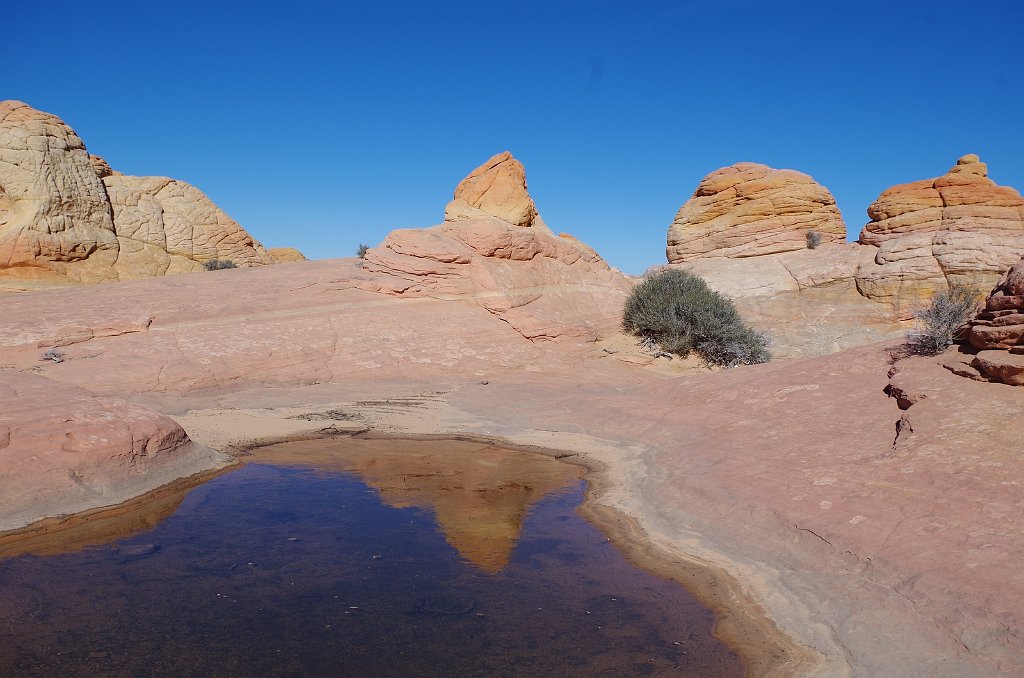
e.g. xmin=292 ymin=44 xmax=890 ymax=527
xmin=0 ymin=100 xmax=119 ymax=283
xmin=104 ymin=175 xmax=274 ymax=278
xmin=445 ymin=151 xmax=551 ymax=233
xmin=666 ymin=162 xmax=846 ymax=263
xmin=267 ymin=247 xmax=306 ymax=262
xmin=855 ymin=155 xmax=1024 ymax=309
xmin=0 ymin=101 xmax=284 ymax=288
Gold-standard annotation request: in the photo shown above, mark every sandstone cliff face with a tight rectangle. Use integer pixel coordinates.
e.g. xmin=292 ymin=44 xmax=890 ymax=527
xmin=365 ymin=152 xmax=631 ymax=341
xmin=855 ymin=154 xmax=1024 ymax=307
xmin=666 ymin=162 xmax=846 ymax=263
xmin=0 ymin=100 xmax=278 ymax=288
xmin=0 ymin=101 xmax=120 ymax=283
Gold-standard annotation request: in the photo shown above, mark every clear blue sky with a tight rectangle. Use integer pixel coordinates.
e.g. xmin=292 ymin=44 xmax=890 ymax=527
xmin=8 ymin=1 xmax=1023 ymax=274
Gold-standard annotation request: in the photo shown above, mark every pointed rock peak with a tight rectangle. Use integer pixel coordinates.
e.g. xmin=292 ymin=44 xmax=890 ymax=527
xmin=445 ymin=151 xmax=543 ymax=230
xmin=948 ymin=153 xmax=987 ymax=177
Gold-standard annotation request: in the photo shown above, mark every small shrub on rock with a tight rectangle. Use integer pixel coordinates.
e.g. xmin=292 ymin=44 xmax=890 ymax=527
xmin=622 ymin=269 xmax=771 ymax=367
xmin=908 ymin=283 xmax=981 ymax=355
xmin=203 ymin=259 xmax=237 ymax=271
xmin=356 ymin=244 xmax=370 ymax=259
xmin=805 ymin=230 xmax=822 ymax=249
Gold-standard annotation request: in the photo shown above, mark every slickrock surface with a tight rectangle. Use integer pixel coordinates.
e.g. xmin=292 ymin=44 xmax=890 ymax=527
xmin=856 ymin=154 xmax=1024 ymax=308
xmin=666 ymin=162 xmax=846 ymax=263
xmin=0 ymin=101 xmax=279 ymax=288
xmin=444 ymin=151 xmax=553 ymax=234
xmin=1 ymin=254 xmax=1022 ymax=675
xmin=966 ymin=255 xmax=1024 ymax=384
xmin=0 ymin=371 xmax=229 ymax=533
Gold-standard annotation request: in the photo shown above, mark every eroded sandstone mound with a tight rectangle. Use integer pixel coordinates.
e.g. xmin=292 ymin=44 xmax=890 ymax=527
xmin=364 ymin=152 xmax=631 ymax=341
xmin=0 ymin=100 xmax=278 ymax=287
xmin=666 ymin=162 xmax=846 ymax=263
xmin=855 ymin=154 xmax=1024 ymax=306
xmin=966 ymin=255 xmax=1024 ymax=385
xmin=267 ymin=247 xmax=307 ymax=262
xmin=0 ymin=101 xmax=120 ymax=283
xmin=444 ymin=151 xmax=553 ymax=234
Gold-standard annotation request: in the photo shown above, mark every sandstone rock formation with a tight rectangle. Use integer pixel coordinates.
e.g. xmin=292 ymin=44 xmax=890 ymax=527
xmin=364 ymin=152 xmax=631 ymax=341
xmin=666 ymin=162 xmax=846 ymax=263
xmin=855 ymin=154 xmax=1024 ymax=307
xmin=0 ymin=371 xmax=229 ymax=533
xmin=267 ymin=246 xmax=306 ymax=262
xmin=444 ymin=151 xmax=553 ymax=234
xmin=0 ymin=100 xmax=280 ymax=288
xmin=0 ymin=101 xmax=120 ymax=284
xmin=966 ymin=255 xmax=1024 ymax=384
xmin=104 ymin=175 xmax=274 ymax=278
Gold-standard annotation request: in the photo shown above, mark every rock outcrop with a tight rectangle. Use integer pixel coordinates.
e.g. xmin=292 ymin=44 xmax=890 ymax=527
xmin=267 ymin=246 xmax=306 ymax=262
xmin=0 ymin=100 xmax=281 ymax=288
xmin=855 ymin=154 xmax=1024 ymax=307
xmin=0 ymin=371 xmax=229 ymax=533
xmin=444 ymin=151 xmax=553 ymax=234
xmin=104 ymin=175 xmax=274 ymax=278
xmin=364 ymin=152 xmax=631 ymax=341
xmin=666 ymin=162 xmax=846 ymax=263
xmin=0 ymin=101 xmax=120 ymax=284
xmin=965 ymin=255 xmax=1024 ymax=384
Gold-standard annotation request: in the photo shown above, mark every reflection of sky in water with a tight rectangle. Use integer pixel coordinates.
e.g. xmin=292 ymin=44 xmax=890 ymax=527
xmin=0 ymin=460 xmax=741 ymax=676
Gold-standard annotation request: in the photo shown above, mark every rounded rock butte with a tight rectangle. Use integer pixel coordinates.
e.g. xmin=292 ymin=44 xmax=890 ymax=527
xmin=666 ymin=162 xmax=847 ymax=263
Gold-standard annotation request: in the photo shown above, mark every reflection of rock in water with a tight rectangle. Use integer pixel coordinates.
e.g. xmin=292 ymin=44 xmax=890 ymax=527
xmin=250 ymin=438 xmax=582 ymax=574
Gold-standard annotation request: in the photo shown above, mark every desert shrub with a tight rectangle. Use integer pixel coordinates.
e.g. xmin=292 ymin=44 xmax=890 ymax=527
xmin=356 ymin=243 xmax=370 ymax=259
xmin=622 ymin=269 xmax=771 ymax=367
xmin=805 ymin=230 xmax=822 ymax=249
xmin=40 ymin=348 xmax=66 ymax=363
xmin=203 ymin=259 xmax=237 ymax=271
xmin=907 ymin=284 xmax=981 ymax=355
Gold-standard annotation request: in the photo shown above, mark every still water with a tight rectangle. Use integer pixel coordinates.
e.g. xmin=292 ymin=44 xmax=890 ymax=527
xmin=0 ymin=438 xmax=742 ymax=677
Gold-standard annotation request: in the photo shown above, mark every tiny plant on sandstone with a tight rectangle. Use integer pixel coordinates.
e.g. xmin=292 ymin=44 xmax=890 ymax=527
xmin=356 ymin=243 xmax=370 ymax=259
xmin=622 ymin=269 xmax=770 ymax=367
xmin=805 ymin=229 xmax=822 ymax=249
xmin=40 ymin=348 xmax=66 ymax=363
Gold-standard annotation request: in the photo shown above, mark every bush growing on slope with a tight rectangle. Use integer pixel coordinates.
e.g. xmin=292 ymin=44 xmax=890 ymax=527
xmin=908 ymin=284 xmax=980 ymax=355
xmin=622 ymin=269 xmax=771 ymax=367
xmin=203 ymin=258 xmax=237 ymax=270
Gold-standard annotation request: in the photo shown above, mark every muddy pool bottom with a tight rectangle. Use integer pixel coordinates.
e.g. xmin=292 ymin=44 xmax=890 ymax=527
xmin=0 ymin=438 xmax=742 ymax=677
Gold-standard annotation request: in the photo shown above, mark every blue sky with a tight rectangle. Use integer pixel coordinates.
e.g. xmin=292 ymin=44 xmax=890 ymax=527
xmin=8 ymin=1 xmax=1023 ymax=274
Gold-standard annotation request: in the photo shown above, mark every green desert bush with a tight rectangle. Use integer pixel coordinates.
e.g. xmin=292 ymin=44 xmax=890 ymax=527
xmin=908 ymin=283 xmax=981 ymax=355
xmin=622 ymin=269 xmax=771 ymax=367
xmin=356 ymin=243 xmax=370 ymax=259
xmin=203 ymin=258 xmax=237 ymax=271
xmin=805 ymin=229 xmax=822 ymax=249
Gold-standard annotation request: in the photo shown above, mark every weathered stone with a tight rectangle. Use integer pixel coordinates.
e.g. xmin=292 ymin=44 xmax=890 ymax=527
xmin=268 ymin=247 xmax=306 ymax=263
xmin=444 ymin=151 xmax=552 ymax=234
xmin=973 ymin=350 xmax=1024 ymax=385
xmin=666 ymin=162 xmax=846 ymax=263
xmin=856 ymin=155 xmax=1024 ymax=310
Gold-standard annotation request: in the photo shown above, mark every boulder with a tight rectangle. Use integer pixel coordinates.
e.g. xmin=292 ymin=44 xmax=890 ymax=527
xmin=855 ymin=155 xmax=1024 ymax=309
xmin=666 ymin=162 xmax=846 ymax=263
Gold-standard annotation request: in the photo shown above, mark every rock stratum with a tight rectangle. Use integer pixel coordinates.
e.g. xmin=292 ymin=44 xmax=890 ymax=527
xmin=0 ymin=101 xmax=277 ymax=288
xmin=663 ymin=156 xmax=1024 ymax=357
xmin=667 ymin=162 xmax=847 ymax=262
xmin=965 ymin=254 xmax=1024 ymax=385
